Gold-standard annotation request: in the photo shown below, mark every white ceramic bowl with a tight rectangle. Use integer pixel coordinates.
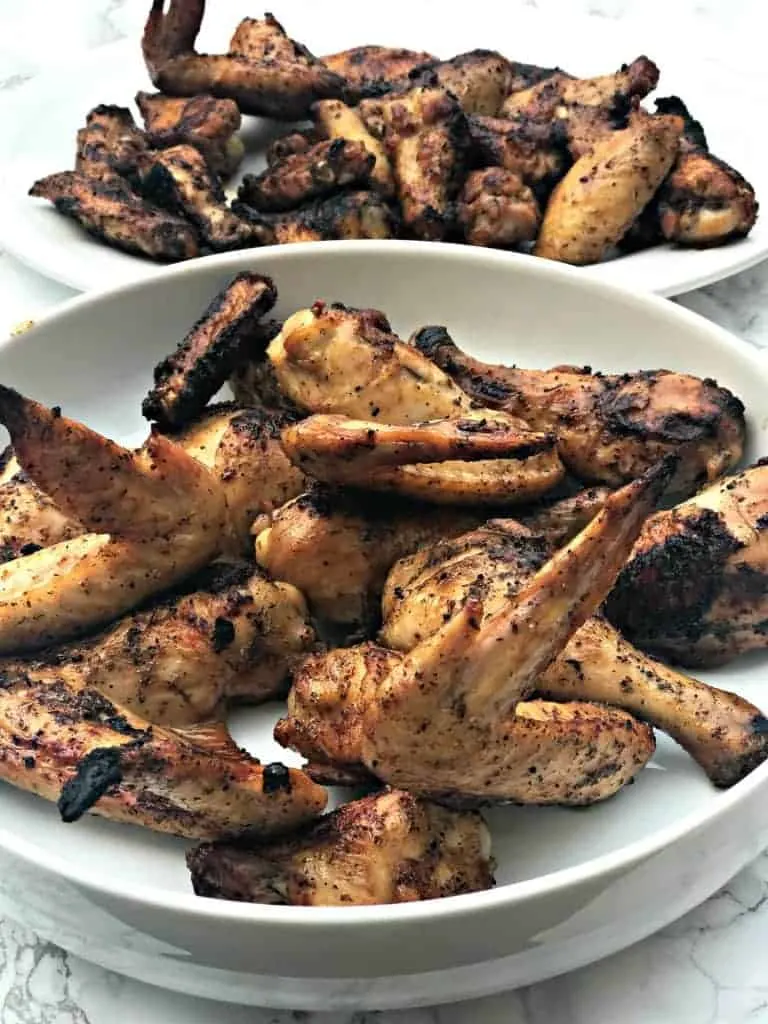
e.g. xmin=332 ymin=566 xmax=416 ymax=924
xmin=1 ymin=241 xmax=767 ymax=1012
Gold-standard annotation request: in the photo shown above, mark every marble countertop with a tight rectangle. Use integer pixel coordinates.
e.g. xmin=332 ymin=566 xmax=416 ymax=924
xmin=1 ymin=1 xmax=768 ymax=1020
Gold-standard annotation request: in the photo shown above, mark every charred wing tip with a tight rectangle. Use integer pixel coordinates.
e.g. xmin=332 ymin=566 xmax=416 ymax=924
xmin=410 ymin=325 xmax=455 ymax=360
xmin=58 ymin=747 xmax=124 ymax=823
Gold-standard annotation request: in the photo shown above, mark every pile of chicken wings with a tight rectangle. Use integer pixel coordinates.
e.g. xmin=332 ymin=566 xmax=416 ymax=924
xmin=29 ymin=2 xmax=757 ymax=264
xmin=1 ymin=270 xmax=767 ymax=907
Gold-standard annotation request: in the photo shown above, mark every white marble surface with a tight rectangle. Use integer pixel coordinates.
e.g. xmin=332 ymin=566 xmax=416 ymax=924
xmin=1 ymin=0 xmax=768 ymax=1020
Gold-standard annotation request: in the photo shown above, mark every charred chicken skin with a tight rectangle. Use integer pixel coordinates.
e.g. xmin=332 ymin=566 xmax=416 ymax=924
xmin=466 ymin=115 xmax=568 ymax=195
xmin=412 ymin=324 xmax=745 ymax=496
xmin=188 ymin=788 xmax=493 ymax=906
xmin=233 ymin=189 xmax=398 ymax=244
xmin=607 ymin=462 xmax=768 ymax=668
xmin=278 ymin=466 xmax=670 ymax=805
xmin=135 ymin=91 xmax=244 ymax=178
xmin=321 ymin=45 xmax=437 ymax=98
xmin=75 ymin=104 xmax=148 ymax=181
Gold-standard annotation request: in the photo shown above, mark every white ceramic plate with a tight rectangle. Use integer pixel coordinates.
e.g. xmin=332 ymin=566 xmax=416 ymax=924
xmin=1 ymin=1 xmax=766 ymax=296
xmin=0 ymin=242 xmax=767 ymax=1012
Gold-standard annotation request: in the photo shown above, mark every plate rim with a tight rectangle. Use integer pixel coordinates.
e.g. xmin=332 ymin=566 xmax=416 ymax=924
xmin=1 ymin=240 xmax=767 ymax=928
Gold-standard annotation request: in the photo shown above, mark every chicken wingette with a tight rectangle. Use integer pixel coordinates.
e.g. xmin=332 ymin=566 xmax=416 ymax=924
xmin=606 ymin=462 xmax=768 ymax=668
xmin=0 ymin=387 xmax=227 ymax=652
xmin=412 ymin=324 xmax=745 ymax=496
xmin=188 ymin=789 xmax=493 ymax=906
xmin=277 ymin=465 xmax=670 ymax=805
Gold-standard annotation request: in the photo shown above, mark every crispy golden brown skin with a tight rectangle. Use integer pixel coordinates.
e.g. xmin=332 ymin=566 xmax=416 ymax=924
xmin=29 ymin=171 xmax=200 ymax=262
xmin=0 ymin=451 xmax=82 ymax=563
xmin=0 ymin=663 xmax=326 ymax=839
xmin=142 ymin=0 xmax=346 ymax=120
xmin=7 ymin=560 xmax=314 ymax=728
xmin=254 ymin=486 xmax=477 ymax=627
xmin=233 ymin=190 xmax=398 ymax=243
xmin=312 ymin=99 xmax=395 ymax=196
xmin=0 ymin=389 xmax=227 ymax=652
xmin=132 ymin=144 xmax=266 ymax=252
xmin=280 ymin=411 xmax=562 ymax=506
xmin=278 ymin=469 xmax=668 ymax=804
xmin=188 ymin=789 xmax=493 ymax=906
xmin=135 ymin=91 xmax=244 ymax=178
xmin=606 ymin=462 xmax=768 ymax=668
xmin=458 ymin=168 xmax=540 ymax=247
xmin=237 ymin=139 xmax=374 ymax=212
xmin=143 ymin=271 xmax=277 ymax=429
xmin=382 ymin=514 xmax=768 ymax=787
xmin=535 ymin=115 xmax=681 ymax=264
xmin=411 ymin=324 xmax=745 ymax=496
xmin=414 ymin=50 xmax=513 ymax=116
xmin=321 ymin=45 xmax=436 ymax=98
xmin=75 ymin=104 xmax=148 ymax=181
xmin=466 ymin=115 xmax=568 ymax=193
xmin=172 ymin=403 xmax=308 ymax=553
xmin=228 ymin=13 xmax=315 ymax=64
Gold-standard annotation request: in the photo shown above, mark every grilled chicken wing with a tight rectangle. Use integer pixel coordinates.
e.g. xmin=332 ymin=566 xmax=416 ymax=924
xmin=607 ymin=462 xmax=768 ymax=667
xmin=535 ymin=115 xmax=681 ymax=264
xmin=265 ymin=127 xmax=319 ymax=167
xmin=280 ymin=412 xmax=562 ymax=505
xmin=171 ymin=403 xmax=308 ymax=552
xmin=228 ymin=13 xmax=315 ymax=64
xmin=414 ymin=50 xmax=513 ymax=116
xmin=132 ymin=144 xmax=266 ymax=252
xmin=0 ymin=451 xmax=82 ymax=563
xmin=0 ymin=388 xmax=227 ymax=652
xmin=237 ymin=140 xmax=374 ymax=212
xmin=312 ymin=99 xmax=395 ymax=196
xmin=75 ymin=104 xmax=148 ymax=181
xmin=412 ymin=325 xmax=745 ymax=495
xmin=29 ymin=171 xmax=200 ymax=262
xmin=466 ymin=115 xmax=568 ymax=194
xmin=254 ymin=486 xmax=477 ymax=627
xmin=382 ymin=513 xmax=768 ymax=786
xmin=135 ymin=91 xmax=244 ymax=178
xmin=233 ymin=189 xmax=398 ymax=243
xmin=457 ymin=168 xmax=540 ymax=247
xmin=321 ymin=45 xmax=436 ymax=98
xmin=142 ymin=0 xmax=346 ymax=120
xmin=0 ymin=663 xmax=325 ymax=839
xmin=278 ymin=468 xmax=668 ymax=804
xmin=188 ymin=788 xmax=493 ymax=906
xmin=143 ymin=272 xmax=277 ymax=429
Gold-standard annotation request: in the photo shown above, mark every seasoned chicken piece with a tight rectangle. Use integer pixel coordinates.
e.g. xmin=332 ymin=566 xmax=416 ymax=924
xmin=466 ymin=115 xmax=568 ymax=193
xmin=0 ymin=664 xmax=325 ymax=839
xmin=9 ymin=560 xmax=314 ymax=728
xmin=237 ymin=140 xmax=374 ymax=213
xmin=414 ymin=50 xmax=513 ymax=116
xmin=382 ymin=513 xmax=768 ymax=786
xmin=75 ymin=104 xmax=148 ymax=181
xmin=132 ymin=144 xmax=266 ymax=252
xmin=321 ymin=45 xmax=436 ymax=98
xmin=360 ymin=86 xmax=468 ymax=241
xmin=171 ymin=403 xmax=308 ymax=552
xmin=535 ymin=115 xmax=681 ymax=264
xmin=29 ymin=171 xmax=199 ymax=262
xmin=412 ymin=325 xmax=745 ymax=495
xmin=607 ymin=462 xmax=768 ymax=668
xmin=279 ymin=468 xmax=667 ymax=804
xmin=142 ymin=0 xmax=346 ymax=120
xmin=312 ymin=99 xmax=395 ymax=196
xmin=267 ymin=303 xmax=471 ymax=422
xmin=232 ymin=189 xmax=398 ymax=243
xmin=0 ymin=451 xmax=82 ymax=563
xmin=458 ymin=168 xmax=540 ymax=247
xmin=265 ymin=127 xmax=319 ymax=167
xmin=188 ymin=789 xmax=493 ymax=906
xmin=501 ymin=56 xmax=659 ymax=120
xmin=254 ymin=486 xmax=477 ymax=627
xmin=135 ymin=91 xmax=244 ymax=178
xmin=0 ymin=388 xmax=227 ymax=652
xmin=143 ymin=272 xmax=277 ymax=429
xmin=228 ymin=13 xmax=315 ymax=64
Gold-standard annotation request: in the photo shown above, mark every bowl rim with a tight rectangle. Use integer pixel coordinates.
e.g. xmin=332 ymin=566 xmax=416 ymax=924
xmin=2 ymin=239 xmax=767 ymax=929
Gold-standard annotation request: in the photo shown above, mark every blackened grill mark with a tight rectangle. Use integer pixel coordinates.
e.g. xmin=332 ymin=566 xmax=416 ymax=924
xmin=262 ymin=762 xmax=292 ymax=794
xmin=212 ymin=617 xmax=236 ymax=653
xmin=58 ymin=747 xmax=124 ymax=822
